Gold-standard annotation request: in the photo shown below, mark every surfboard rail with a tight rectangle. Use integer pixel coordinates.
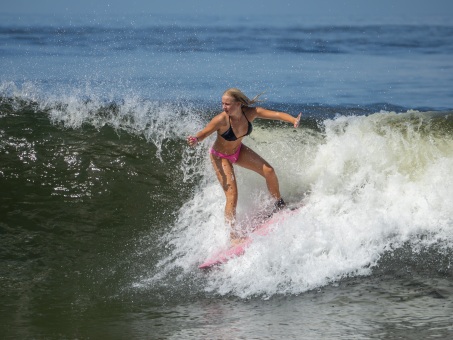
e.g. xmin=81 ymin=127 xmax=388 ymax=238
xmin=198 ymin=204 xmax=303 ymax=269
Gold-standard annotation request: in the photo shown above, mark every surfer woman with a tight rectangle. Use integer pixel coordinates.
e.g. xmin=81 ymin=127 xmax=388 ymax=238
xmin=187 ymin=88 xmax=301 ymax=243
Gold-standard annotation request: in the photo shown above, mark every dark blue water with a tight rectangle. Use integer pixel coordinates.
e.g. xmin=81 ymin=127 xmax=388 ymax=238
xmin=2 ymin=13 xmax=453 ymax=108
xmin=1 ymin=12 xmax=453 ymax=339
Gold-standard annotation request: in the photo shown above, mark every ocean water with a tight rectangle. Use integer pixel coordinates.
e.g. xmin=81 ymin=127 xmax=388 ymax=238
xmin=1 ymin=12 xmax=453 ymax=339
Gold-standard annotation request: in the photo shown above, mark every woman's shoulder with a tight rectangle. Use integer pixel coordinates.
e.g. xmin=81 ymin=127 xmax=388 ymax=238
xmin=243 ymin=106 xmax=261 ymax=120
xmin=210 ymin=112 xmax=229 ymax=127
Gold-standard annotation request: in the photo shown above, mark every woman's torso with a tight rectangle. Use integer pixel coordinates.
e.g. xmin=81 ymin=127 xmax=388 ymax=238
xmin=212 ymin=107 xmax=255 ymax=154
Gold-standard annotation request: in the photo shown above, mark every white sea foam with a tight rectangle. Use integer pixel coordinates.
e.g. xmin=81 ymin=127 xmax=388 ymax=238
xmin=163 ymin=111 xmax=453 ymax=298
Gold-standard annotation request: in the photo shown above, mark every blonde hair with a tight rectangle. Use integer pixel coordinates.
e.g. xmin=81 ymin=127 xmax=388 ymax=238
xmin=223 ymin=88 xmax=264 ymax=107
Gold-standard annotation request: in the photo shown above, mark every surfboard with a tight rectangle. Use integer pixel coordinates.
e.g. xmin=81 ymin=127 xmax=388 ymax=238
xmin=198 ymin=204 xmax=303 ymax=269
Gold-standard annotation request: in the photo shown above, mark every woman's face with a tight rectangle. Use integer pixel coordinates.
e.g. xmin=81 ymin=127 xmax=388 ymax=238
xmin=222 ymin=95 xmax=241 ymax=115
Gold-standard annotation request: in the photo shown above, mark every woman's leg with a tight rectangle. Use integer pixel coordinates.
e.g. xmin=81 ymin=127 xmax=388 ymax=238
xmin=235 ymin=144 xmax=281 ymax=200
xmin=210 ymin=154 xmax=239 ymax=238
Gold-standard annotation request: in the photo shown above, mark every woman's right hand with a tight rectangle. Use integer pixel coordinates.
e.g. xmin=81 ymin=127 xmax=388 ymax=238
xmin=187 ymin=136 xmax=199 ymax=146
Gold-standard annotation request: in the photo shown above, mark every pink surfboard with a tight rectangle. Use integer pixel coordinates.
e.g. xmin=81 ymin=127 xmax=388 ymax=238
xmin=198 ymin=205 xmax=302 ymax=269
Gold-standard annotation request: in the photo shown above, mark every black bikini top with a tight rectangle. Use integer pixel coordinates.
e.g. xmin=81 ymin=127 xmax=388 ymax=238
xmin=220 ymin=109 xmax=253 ymax=141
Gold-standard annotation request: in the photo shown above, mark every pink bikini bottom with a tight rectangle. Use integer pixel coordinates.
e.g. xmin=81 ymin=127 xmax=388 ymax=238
xmin=210 ymin=144 xmax=242 ymax=163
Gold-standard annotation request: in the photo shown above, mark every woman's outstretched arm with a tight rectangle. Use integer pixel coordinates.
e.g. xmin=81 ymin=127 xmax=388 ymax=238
xmin=254 ymin=107 xmax=301 ymax=128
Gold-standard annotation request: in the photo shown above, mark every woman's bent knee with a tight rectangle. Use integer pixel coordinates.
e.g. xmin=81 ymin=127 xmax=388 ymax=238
xmin=263 ymin=164 xmax=276 ymax=178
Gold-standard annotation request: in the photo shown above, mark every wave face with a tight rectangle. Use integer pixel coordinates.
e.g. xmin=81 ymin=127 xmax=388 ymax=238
xmin=51 ymin=87 xmax=447 ymax=298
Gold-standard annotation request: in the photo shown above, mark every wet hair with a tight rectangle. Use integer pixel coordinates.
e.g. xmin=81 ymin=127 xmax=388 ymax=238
xmin=223 ymin=88 xmax=264 ymax=107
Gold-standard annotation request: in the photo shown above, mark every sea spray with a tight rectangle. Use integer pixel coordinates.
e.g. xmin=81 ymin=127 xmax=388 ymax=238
xmin=1 ymin=81 xmax=207 ymax=161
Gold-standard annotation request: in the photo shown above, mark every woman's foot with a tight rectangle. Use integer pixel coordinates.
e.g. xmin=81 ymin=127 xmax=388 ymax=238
xmin=230 ymin=231 xmax=246 ymax=246
xmin=265 ymin=198 xmax=287 ymax=218
xmin=230 ymin=237 xmax=246 ymax=246
xmin=274 ymin=198 xmax=286 ymax=212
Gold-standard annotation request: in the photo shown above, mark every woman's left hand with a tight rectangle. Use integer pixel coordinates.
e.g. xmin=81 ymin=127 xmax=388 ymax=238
xmin=294 ymin=113 xmax=301 ymax=128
